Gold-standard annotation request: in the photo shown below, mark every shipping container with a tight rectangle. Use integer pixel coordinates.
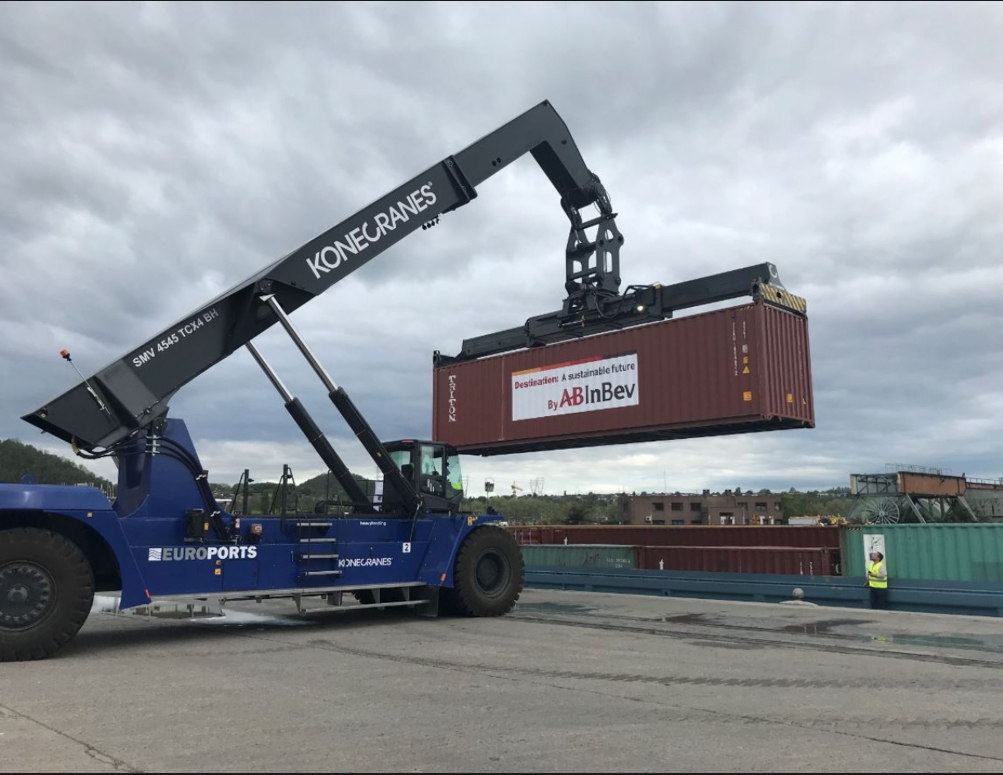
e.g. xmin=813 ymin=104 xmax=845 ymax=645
xmin=843 ymin=524 xmax=1003 ymax=583
xmin=432 ymin=300 xmax=814 ymax=455
xmin=509 ymin=525 xmax=841 ymax=550
xmin=519 ymin=544 xmax=639 ymax=571
xmin=639 ymin=546 xmax=834 ymax=576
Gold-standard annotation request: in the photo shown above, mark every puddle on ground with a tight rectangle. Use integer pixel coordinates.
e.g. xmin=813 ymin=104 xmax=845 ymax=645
xmin=687 ymin=639 xmax=763 ymax=651
xmin=193 ymin=609 xmax=312 ymax=628
xmin=92 ymin=595 xmax=124 ymax=614
xmin=868 ymin=633 xmax=1003 ymax=654
xmin=517 ymin=601 xmax=595 ymax=616
xmin=661 ymin=613 xmax=709 ymax=625
xmin=780 ymin=617 xmax=1003 ymax=655
xmin=781 ymin=618 xmax=870 ymax=636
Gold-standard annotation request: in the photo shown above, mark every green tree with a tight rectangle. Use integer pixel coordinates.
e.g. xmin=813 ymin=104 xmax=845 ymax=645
xmin=564 ymin=502 xmax=588 ymax=525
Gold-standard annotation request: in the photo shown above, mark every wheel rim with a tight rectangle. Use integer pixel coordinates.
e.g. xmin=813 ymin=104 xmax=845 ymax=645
xmin=475 ymin=549 xmax=510 ymax=598
xmin=0 ymin=562 xmax=57 ymax=631
xmin=862 ymin=497 xmax=901 ymax=525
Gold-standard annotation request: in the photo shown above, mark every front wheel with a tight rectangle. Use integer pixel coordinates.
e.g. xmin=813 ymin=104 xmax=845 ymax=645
xmin=446 ymin=526 xmax=524 ymax=617
xmin=0 ymin=528 xmax=94 ymax=662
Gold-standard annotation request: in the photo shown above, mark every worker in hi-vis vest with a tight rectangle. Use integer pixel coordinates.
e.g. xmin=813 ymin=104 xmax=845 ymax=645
xmin=867 ymin=551 xmax=889 ymax=610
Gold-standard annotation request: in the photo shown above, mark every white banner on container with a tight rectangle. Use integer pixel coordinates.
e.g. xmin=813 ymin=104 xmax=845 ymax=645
xmin=511 ymin=352 xmax=639 ymax=422
xmin=864 ymin=533 xmax=886 ymax=561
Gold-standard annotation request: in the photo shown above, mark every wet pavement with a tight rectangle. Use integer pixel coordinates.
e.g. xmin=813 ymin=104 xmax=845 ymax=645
xmin=3 ymin=588 xmax=1003 ymax=772
xmin=513 ymin=594 xmax=1003 ymax=661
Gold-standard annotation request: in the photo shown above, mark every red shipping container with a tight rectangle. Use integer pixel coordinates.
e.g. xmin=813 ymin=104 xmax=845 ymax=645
xmin=509 ymin=525 xmax=841 ymax=550
xmin=639 ymin=546 xmax=833 ymax=576
xmin=433 ymin=300 xmax=813 ymax=455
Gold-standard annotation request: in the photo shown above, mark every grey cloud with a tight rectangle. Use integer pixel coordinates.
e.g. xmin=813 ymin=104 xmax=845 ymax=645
xmin=2 ymin=1 xmax=1002 ymax=493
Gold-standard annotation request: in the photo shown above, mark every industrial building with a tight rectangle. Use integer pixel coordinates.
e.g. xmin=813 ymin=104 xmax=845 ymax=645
xmin=849 ymin=466 xmax=1003 ymax=523
xmin=619 ymin=492 xmax=783 ymax=526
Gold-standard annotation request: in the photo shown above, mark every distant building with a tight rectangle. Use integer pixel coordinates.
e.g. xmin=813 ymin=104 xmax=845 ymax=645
xmin=619 ymin=492 xmax=783 ymax=526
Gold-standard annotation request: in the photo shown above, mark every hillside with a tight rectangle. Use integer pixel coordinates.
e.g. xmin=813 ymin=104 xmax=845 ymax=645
xmin=0 ymin=438 xmax=113 ymax=488
xmin=212 ymin=469 xmax=379 ymax=515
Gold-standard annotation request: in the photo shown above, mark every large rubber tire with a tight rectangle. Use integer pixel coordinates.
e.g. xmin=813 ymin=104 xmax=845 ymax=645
xmin=446 ymin=526 xmax=524 ymax=617
xmin=0 ymin=528 xmax=94 ymax=662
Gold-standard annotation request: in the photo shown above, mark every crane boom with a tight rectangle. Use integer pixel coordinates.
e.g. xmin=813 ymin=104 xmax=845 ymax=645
xmin=23 ymin=100 xmax=620 ymax=452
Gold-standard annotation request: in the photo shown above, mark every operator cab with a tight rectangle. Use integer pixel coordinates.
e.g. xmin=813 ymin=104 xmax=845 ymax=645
xmin=382 ymin=439 xmax=464 ymax=514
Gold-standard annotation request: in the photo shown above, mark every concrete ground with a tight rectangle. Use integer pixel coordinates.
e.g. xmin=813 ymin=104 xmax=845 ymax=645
xmin=3 ymin=588 xmax=1003 ymax=773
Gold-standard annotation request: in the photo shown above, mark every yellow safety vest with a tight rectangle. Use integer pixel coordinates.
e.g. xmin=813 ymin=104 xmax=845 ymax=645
xmin=868 ymin=561 xmax=888 ymax=589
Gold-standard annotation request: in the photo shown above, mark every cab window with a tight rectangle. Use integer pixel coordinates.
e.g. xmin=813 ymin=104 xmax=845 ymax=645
xmin=389 ymin=449 xmax=411 ymax=472
xmin=446 ymin=453 xmax=463 ymax=495
xmin=419 ymin=445 xmax=443 ymax=477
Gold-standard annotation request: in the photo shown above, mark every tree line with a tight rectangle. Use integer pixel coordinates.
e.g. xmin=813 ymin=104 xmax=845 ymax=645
xmin=9 ymin=437 xmax=962 ymax=524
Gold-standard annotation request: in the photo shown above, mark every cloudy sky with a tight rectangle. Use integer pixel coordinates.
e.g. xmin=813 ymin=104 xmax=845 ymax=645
xmin=1 ymin=1 xmax=1001 ymax=497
